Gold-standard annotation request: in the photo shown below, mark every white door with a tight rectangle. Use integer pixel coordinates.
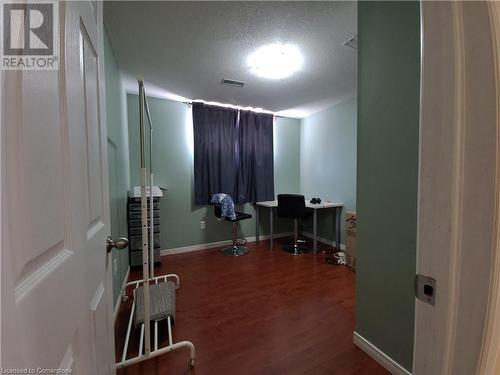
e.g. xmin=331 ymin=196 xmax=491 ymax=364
xmin=1 ymin=1 xmax=116 ymax=374
xmin=414 ymin=2 xmax=499 ymax=374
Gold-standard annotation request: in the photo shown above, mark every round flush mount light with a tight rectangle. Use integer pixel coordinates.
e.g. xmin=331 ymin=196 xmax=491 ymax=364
xmin=247 ymin=43 xmax=303 ymax=80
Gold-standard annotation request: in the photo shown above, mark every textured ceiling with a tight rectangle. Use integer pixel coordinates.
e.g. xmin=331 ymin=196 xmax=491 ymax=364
xmin=104 ymin=1 xmax=357 ymax=118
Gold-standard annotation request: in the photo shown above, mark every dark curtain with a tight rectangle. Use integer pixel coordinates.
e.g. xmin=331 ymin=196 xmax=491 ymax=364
xmin=193 ymin=103 xmax=238 ymax=205
xmin=237 ymin=110 xmax=274 ymax=203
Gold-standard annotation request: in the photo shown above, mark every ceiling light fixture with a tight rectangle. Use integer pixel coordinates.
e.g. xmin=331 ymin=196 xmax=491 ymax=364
xmin=247 ymin=43 xmax=303 ymax=80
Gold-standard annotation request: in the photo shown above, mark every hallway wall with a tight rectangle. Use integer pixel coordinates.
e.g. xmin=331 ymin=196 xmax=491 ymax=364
xmin=355 ymin=1 xmax=421 ymax=371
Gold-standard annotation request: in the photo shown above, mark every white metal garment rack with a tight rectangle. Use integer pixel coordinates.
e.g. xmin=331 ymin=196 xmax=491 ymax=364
xmin=115 ymin=79 xmax=195 ymax=370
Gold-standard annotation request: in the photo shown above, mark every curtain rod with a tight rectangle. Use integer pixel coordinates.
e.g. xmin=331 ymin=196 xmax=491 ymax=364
xmin=182 ymin=101 xmax=285 ymax=118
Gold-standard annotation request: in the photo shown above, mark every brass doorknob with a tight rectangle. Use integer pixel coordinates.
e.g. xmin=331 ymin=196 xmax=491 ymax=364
xmin=106 ymin=236 xmax=129 ymax=254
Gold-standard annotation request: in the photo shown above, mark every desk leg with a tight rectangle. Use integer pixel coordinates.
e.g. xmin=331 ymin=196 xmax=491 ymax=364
xmin=270 ymin=207 xmax=273 ymax=250
xmin=313 ymin=209 xmax=318 ymax=254
xmin=336 ymin=207 xmax=341 ymax=250
xmin=255 ymin=205 xmax=260 ymax=241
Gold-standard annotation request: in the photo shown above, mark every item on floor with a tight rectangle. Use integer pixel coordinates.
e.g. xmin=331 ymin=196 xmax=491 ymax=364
xmin=310 ymin=197 xmax=322 ymax=204
xmin=115 ymin=80 xmax=195 ymax=371
xmin=316 ymin=248 xmax=344 ymax=265
xmin=325 ymin=251 xmax=346 ymax=265
xmin=277 ymin=194 xmax=312 ymax=255
xmin=213 ymin=196 xmax=252 ymax=256
xmin=345 ymin=211 xmax=357 ymax=271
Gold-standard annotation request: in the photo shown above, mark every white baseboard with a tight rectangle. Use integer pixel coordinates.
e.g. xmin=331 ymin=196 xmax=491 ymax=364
xmin=113 ymin=266 xmax=130 ymax=323
xmin=353 ymin=331 xmax=411 ymax=375
xmin=302 ymin=232 xmax=346 ymax=251
xmin=160 ymin=232 xmax=293 ymax=256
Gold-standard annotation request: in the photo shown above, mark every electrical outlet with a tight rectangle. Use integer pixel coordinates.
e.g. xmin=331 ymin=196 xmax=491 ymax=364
xmin=113 ymin=258 xmax=118 ymax=275
xmin=200 ymin=220 xmax=207 ymax=230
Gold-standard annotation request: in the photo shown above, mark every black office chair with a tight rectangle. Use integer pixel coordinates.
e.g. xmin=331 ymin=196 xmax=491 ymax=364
xmin=277 ymin=194 xmax=311 ymax=255
xmin=214 ymin=205 xmax=252 ymax=256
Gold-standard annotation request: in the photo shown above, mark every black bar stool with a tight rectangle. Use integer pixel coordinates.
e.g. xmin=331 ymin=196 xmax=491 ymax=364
xmin=277 ymin=194 xmax=311 ymax=255
xmin=214 ymin=205 xmax=252 ymax=256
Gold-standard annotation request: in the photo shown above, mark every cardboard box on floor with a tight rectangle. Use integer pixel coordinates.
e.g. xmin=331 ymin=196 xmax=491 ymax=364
xmin=345 ymin=211 xmax=356 ymax=271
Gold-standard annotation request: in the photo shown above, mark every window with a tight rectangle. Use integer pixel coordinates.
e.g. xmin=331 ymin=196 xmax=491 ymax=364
xmin=192 ymin=103 xmax=274 ymax=205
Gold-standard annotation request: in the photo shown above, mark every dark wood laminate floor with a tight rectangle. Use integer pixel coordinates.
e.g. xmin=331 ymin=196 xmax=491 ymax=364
xmin=115 ymin=239 xmax=388 ymax=375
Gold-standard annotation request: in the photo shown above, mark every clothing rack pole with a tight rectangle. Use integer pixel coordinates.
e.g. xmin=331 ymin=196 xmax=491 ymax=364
xmin=149 ymin=137 xmax=154 ymax=278
xmin=138 ymin=80 xmax=151 ymax=356
xmin=145 ymin=96 xmax=155 ymax=278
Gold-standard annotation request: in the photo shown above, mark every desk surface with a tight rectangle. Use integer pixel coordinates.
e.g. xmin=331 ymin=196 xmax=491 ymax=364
xmin=256 ymin=200 xmax=343 ymax=209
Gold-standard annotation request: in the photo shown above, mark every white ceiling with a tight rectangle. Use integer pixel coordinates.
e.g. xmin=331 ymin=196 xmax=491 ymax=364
xmin=104 ymin=1 xmax=357 ymax=118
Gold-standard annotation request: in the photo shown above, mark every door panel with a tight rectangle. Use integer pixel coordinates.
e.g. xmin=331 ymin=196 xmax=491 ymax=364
xmin=82 ymin=24 xmax=103 ymax=228
xmin=17 ymin=69 xmax=67 ymax=277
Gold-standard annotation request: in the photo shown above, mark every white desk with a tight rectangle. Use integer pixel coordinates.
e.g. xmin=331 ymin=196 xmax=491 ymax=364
xmin=255 ymin=200 xmax=343 ymax=253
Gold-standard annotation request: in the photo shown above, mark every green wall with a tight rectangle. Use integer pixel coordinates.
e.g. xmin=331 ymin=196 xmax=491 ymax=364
xmin=274 ymin=117 xmax=301 ymax=196
xmin=356 ymin=1 xmax=420 ymax=371
xmin=127 ymin=94 xmax=301 ymax=250
xmin=104 ymin=31 xmax=130 ymax=307
xmin=300 ymin=97 xmax=357 ymax=245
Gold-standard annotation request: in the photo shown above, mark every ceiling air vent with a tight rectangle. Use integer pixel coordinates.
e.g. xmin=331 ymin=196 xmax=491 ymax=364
xmin=221 ymin=78 xmax=246 ymax=88
xmin=343 ymin=35 xmax=358 ymax=50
